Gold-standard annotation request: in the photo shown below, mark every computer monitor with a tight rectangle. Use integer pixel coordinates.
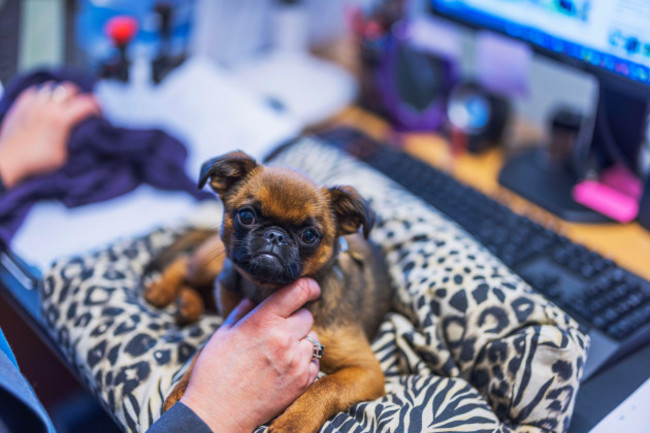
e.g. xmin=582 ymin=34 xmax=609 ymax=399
xmin=430 ymin=0 xmax=650 ymax=222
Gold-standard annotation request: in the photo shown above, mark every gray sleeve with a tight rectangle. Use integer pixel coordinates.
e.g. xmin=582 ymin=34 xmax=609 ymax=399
xmin=147 ymin=402 xmax=213 ymax=433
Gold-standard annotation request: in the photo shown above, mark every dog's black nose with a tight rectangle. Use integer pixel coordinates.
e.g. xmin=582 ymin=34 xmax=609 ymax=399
xmin=263 ymin=229 xmax=287 ymax=246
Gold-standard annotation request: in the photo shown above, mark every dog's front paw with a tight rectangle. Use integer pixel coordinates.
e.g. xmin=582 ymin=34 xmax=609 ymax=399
xmin=268 ymin=419 xmax=300 ymax=433
xmin=269 ymin=412 xmax=321 ymax=433
xmin=144 ymin=279 xmax=178 ymax=308
xmin=162 ymin=380 xmax=188 ymax=413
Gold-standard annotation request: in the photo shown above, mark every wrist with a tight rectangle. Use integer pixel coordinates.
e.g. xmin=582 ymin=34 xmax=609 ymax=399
xmin=0 ymin=154 xmax=21 ymax=189
xmin=0 ymin=147 xmax=23 ymax=189
xmin=181 ymin=393 xmax=254 ymax=433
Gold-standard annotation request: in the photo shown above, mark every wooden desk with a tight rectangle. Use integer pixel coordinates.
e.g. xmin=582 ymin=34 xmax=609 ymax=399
xmin=329 ymin=107 xmax=650 ymax=281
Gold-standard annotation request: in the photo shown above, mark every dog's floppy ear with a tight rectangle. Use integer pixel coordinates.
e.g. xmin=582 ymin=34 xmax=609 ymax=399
xmin=198 ymin=151 xmax=258 ymax=196
xmin=328 ymin=185 xmax=375 ymax=238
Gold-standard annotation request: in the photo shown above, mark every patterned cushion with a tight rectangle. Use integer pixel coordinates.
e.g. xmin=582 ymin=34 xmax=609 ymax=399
xmin=40 ymin=137 xmax=589 ymax=433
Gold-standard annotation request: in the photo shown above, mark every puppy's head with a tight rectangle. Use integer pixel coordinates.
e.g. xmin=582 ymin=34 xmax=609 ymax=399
xmin=199 ymin=150 xmax=374 ymax=290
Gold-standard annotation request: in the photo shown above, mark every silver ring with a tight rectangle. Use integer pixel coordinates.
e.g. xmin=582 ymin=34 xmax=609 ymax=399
xmin=304 ymin=335 xmax=324 ymax=360
xmin=51 ymin=84 xmax=70 ymax=103
xmin=37 ymin=83 xmax=54 ymax=100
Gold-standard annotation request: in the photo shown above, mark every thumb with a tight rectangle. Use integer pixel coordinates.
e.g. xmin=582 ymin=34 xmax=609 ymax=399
xmin=256 ymin=278 xmax=321 ymax=319
xmin=222 ymin=298 xmax=256 ymax=327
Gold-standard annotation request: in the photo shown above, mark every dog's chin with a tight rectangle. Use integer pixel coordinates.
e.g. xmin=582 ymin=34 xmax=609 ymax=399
xmin=237 ymin=253 xmax=298 ymax=287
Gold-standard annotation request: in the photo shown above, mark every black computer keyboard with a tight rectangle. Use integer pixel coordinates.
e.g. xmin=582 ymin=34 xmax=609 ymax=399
xmin=318 ymin=127 xmax=650 ymax=381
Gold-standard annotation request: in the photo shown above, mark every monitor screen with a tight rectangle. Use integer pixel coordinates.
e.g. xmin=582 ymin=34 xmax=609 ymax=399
xmin=430 ymin=0 xmax=650 ymax=88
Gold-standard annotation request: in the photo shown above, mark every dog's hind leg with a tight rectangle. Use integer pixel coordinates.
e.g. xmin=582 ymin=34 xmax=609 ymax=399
xmin=186 ymin=233 xmax=226 ymax=287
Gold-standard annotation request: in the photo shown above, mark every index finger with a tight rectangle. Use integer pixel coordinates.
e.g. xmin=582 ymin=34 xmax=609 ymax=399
xmin=256 ymin=278 xmax=321 ymax=319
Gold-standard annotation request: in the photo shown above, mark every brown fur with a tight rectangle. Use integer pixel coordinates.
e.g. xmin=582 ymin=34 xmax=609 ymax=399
xmin=147 ymin=151 xmax=392 ymax=432
xmin=270 ymin=326 xmax=383 ymax=433
xmin=144 ymin=232 xmax=223 ymax=323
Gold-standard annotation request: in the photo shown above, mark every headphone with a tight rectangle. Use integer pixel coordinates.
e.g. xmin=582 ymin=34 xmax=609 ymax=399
xmin=446 ymin=81 xmax=511 ymax=153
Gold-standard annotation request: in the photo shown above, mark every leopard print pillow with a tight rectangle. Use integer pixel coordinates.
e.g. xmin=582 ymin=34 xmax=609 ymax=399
xmin=40 ymin=137 xmax=588 ymax=433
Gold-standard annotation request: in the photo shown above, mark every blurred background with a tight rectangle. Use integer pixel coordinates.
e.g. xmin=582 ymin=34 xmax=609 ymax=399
xmin=0 ymin=0 xmax=595 ymax=127
xmin=2 ymin=1 xmax=650 ymax=432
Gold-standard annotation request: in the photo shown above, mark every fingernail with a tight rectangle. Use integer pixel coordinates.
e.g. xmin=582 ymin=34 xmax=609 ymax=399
xmin=301 ymin=278 xmax=321 ymax=299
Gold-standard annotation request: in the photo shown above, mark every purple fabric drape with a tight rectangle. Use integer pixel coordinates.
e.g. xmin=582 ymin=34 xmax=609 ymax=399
xmin=0 ymin=69 xmax=208 ymax=244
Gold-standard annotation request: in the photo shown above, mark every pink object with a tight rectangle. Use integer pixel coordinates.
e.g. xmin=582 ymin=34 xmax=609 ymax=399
xmin=573 ymin=180 xmax=639 ymax=223
xmin=599 ymin=163 xmax=643 ymax=200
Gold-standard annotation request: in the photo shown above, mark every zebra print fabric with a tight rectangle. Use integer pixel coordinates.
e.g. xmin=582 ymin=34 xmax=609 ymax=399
xmin=40 ymin=137 xmax=588 ymax=432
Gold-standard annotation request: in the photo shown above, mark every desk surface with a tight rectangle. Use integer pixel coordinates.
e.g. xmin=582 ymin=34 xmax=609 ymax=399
xmin=330 ymin=107 xmax=650 ymax=282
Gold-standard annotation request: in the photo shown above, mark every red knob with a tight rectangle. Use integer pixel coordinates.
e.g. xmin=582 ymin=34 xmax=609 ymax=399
xmin=105 ymin=15 xmax=138 ymax=47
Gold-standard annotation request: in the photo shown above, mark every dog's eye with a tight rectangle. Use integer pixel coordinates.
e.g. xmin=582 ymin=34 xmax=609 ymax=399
xmin=238 ymin=209 xmax=255 ymax=226
xmin=301 ymin=228 xmax=319 ymax=244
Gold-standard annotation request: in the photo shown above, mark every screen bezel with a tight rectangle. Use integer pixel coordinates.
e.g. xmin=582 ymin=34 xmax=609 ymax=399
xmin=429 ymin=1 xmax=650 ymax=99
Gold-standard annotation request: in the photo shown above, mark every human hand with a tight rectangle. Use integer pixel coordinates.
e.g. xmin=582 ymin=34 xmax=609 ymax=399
xmin=181 ymin=278 xmax=322 ymax=433
xmin=0 ymin=82 xmax=100 ymax=188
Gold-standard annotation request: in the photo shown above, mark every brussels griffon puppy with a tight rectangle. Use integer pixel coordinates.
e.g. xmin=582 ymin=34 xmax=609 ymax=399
xmin=145 ymin=150 xmax=392 ymax=433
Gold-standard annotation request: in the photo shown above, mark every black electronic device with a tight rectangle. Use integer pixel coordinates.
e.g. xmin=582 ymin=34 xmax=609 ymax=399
xmin=318 ymin=127 xmax=650 ymax=383
xmin=446 ymin=81 xmax=511 ymax=153
xmin=429 ymin=0 xmax=650 ymax=223
xmin=355 ymin=9 xmax=459 ymax=131
xmin=640 ymin=177 xmax=650 ymax=231
xmin=101 ymin=15 xmax=138 ymax=82
xmin=498 ymin=106 xmax=610 ymax=223
xmin=151 ymin=1 xmax=186 ymax=84
xmin=639 ymin=118 xmax=650 ymax=231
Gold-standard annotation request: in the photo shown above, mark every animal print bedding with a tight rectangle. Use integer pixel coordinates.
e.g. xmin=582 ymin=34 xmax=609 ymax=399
xmin=40 ymin=136 xmax=588 ymax=432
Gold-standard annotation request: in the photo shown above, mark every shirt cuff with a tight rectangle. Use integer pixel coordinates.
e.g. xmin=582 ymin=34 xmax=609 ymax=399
xmin=147 ymin=402 xmax=213 ymax=433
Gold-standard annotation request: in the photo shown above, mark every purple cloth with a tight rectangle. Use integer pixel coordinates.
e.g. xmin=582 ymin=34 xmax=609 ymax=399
xmin=0 ymin=69 xmax=208 ymax=244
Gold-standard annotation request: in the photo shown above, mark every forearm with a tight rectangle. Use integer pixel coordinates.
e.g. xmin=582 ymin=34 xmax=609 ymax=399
xmin=0 ymin=144 xmax=24 ymax=188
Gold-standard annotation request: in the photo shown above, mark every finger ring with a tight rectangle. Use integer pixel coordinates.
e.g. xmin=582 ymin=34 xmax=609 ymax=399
xmin=37 ymin=83 xmax=54 ymax=100
xmin=304 ymin=335 xmax=324 ymax=360
xmin=51 ymin=84 xmax=70 ymax=103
